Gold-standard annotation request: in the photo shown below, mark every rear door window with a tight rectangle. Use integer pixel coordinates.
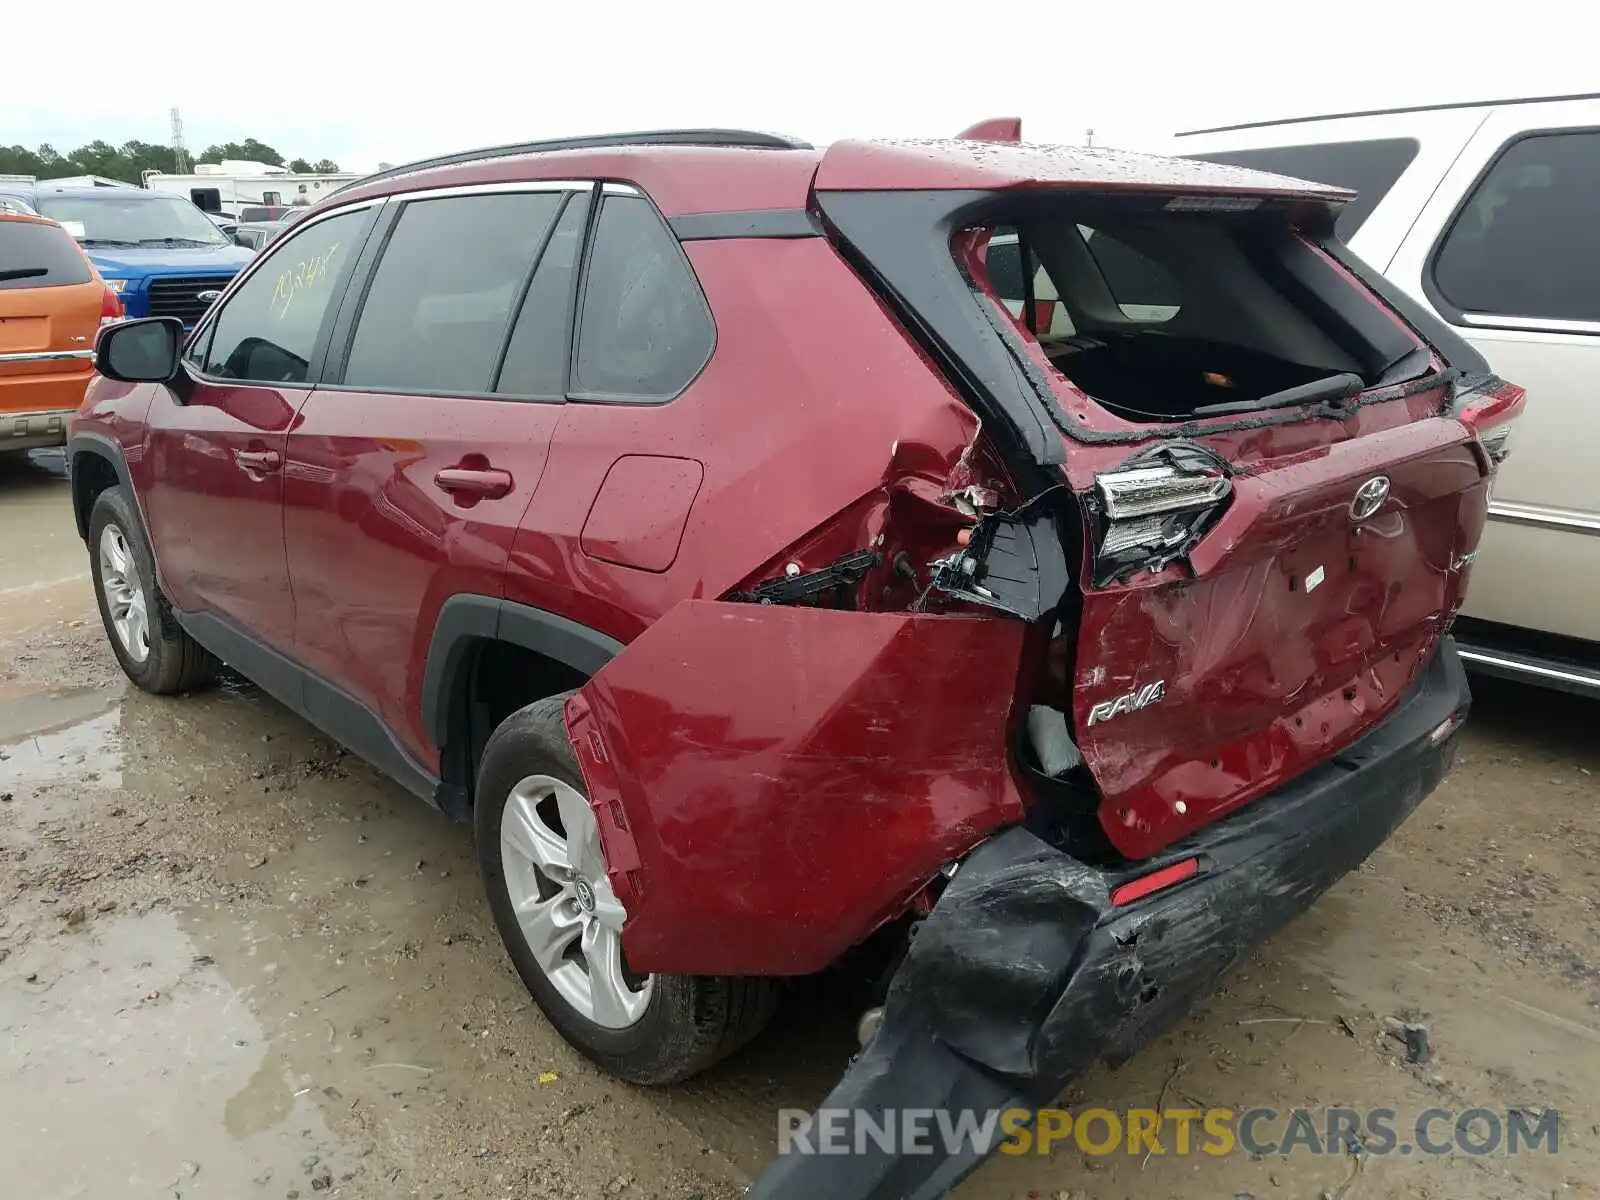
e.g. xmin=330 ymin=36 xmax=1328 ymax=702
xmin=571 ymin=193 xmax=714 ymax=400
xmin=0 ymin=219 xmax=92 ymax=290
xmin=1430 ymin=131 xmax=1600 ymax=323
xmin=341 ymin=191 xmax=564 ymax=394
xmin=1188 ymin=137 xmax=1420 ymax=239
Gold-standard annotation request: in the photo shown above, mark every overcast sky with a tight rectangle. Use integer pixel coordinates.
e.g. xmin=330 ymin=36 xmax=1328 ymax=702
xmin=6 ymin=0 xmax=1593 ymax=171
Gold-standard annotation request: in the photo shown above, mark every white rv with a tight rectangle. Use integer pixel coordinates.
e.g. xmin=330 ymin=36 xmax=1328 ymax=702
xmin=142 ymin=160 xmax=363 ymax=218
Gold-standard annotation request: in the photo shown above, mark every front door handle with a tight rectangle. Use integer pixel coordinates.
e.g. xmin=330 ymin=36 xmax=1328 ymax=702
xmin=434 ymin=467 xmax=513 ymax=500
xmin=234 ymin=448 xmax=282 ymax=473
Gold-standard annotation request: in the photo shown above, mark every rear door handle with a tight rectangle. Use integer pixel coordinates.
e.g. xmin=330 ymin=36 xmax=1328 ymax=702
xmin=434 ymin=467 xmax=513 ymax=499
xmin=233 ymin=448 xmax=282 ymax=473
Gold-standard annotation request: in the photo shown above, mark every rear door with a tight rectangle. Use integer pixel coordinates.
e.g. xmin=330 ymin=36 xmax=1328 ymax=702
xmin=0 ymin=215 xmax=101 ymax=423
xmin=1383 ymin=102 xmax=1600 ymax=644
xmin=283 ymin=184 xmax=586 ymax=763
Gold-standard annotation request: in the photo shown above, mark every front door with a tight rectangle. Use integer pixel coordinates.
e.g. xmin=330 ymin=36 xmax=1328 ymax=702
xmin=141 ymin=204 xmax=375 ymax=650
xmin=284 ymin=185 xmax=587 ymax=762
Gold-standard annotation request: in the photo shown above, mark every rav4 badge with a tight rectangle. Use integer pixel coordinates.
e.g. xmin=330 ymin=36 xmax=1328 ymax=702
xmin=1087 ymin=680 xmax=1167 ymax=726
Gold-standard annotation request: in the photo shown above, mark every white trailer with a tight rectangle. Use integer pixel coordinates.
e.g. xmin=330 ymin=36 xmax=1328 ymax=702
xmin=142 ymin=160 xmax=363 ymax=217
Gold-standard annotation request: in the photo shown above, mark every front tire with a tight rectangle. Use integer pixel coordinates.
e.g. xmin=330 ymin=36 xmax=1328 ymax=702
xmin=88 ymin=487 xmax=217 ymax=694
xmin=475 ymin=693 xmax=778 ymax=1084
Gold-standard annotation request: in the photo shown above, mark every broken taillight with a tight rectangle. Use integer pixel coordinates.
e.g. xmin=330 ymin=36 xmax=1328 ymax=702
xmin=1450 ymin=376 xmax=1526 ymax=467
xmin=1091 ymin=445 xmax=1232 ymax=584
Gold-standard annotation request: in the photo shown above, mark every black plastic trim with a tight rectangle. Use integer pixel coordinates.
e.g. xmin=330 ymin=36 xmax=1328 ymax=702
xmin=332 ymin=129 xmax=813 ymax=197
xmin=419 ymin=596 xmax=624 ymax=748
xmin=1175 ymin=92 xmax=1600 ymax=136
xmin=177 ymin=610 xmax=441 ymax=806
xmin=669 ymin=208 xmax=823 ymax=241
xmin=66 ymin=430 xmax=136 ymax=540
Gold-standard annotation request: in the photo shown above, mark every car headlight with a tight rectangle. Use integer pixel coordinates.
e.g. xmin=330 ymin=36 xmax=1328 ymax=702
xmin=104 ymin=278 xmax=129 ymax=293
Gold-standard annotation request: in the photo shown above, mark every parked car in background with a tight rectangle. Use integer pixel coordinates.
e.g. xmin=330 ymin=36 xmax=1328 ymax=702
xmin=72 ymin=125 xmax=1514 ymax=1199
xmin=229 ymin=221 xmax=277 ymax=251
xmin=1173 ymin=93 xmax=1600 ymax=698
xmin=0 ymin=185 xmax=254 ymax=329
xmin=231 ymin=211 xmax=308 ymax=251
xmin=1 ymin=211 xmax=121 ymax=453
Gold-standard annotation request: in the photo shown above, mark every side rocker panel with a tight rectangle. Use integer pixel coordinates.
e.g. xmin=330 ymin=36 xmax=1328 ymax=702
xmin=564 ymin=601 xmax=1029 ymax=977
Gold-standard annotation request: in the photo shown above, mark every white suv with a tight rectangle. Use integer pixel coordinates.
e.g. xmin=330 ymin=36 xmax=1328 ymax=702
xmin=1171 ymin=94 xmax=1600 ymax=698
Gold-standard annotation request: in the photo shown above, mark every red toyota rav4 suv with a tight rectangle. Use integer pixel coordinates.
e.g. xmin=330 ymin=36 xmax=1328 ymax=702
xmin=71 ymin=124 xmax=1521 ymax=1198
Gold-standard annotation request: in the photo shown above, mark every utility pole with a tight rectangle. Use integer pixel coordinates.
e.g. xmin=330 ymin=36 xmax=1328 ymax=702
xmin=170 ymin=108 xmax=190 ymax=174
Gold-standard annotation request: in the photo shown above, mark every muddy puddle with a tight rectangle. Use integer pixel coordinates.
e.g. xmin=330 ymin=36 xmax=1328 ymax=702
xmin=2 ymin=590 xmax=1598 ymax=1198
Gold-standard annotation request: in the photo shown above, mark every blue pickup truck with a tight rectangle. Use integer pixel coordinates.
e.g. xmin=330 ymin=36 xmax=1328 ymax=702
xmin=0 ymin=185 xmax=253 ymax=326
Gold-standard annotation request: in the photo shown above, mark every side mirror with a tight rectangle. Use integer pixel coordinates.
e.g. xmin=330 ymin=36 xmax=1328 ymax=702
xmin=96 ymin=317 xmax=183 ymax=383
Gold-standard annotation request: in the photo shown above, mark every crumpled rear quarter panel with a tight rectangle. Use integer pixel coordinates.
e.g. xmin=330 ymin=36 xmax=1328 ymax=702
xmin=564 ymin=601 xmax=1028 ymax=976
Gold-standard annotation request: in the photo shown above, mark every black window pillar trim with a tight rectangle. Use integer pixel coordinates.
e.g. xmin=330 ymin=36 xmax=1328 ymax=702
xmin=669 ymin=208 xmax=823 ymax=241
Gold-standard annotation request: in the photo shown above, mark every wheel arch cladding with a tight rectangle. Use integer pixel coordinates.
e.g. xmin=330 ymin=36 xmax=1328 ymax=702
xmin=68 ymin=434 xmax=133 ymax=541
xmin=422 ymin=594 xmax=624 ymax=759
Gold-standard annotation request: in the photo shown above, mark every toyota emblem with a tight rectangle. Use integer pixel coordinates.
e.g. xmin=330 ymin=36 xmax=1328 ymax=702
xmin=1350 ymin=476 xmax=1391 ymax=522
xmin=197 ymin=289 xmax=223 ymax=305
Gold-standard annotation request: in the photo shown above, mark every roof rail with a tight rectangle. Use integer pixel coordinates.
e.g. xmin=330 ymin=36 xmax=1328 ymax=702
xmin=333 ymin=128 xmax=813 ymax=196
xmin=1176 ymin=91 xmax=1600 ymax=137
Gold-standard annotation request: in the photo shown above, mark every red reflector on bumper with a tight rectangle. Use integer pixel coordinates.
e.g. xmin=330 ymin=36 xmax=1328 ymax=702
xmin=1111 ymin=857 xmax=1199 ymax=906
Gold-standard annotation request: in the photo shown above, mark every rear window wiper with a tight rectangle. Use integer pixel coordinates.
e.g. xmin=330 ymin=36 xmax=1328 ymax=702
xmin=1191 ymin=372 xmax=1364 ymax=417
xmin=0 ymin=267 xmax=48 ymax=281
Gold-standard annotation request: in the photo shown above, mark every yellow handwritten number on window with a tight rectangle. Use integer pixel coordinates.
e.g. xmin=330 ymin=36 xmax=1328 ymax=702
xmin=271 ymin=242 xmax=341 ymax=321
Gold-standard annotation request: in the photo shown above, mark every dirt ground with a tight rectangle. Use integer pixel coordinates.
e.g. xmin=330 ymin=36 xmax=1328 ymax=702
xmin=2 ymin=447 xmax=1597 ymax=1200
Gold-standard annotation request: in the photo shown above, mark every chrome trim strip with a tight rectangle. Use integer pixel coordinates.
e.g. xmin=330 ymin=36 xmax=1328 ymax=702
xmin=1457 ymin=648 xmax=1600 ymax=692
xmin=1487 ymin=501 xmax=1600 ymax=536
xmin=0 ymin=349 xmax=94 ymax=364
xmin=601 ymin=181 xmax=641 ymax=196
xmin=384 ymin=179 xmax=594 ymax=202
xmin=1460 ymin=312 xmax=1600 ymax=336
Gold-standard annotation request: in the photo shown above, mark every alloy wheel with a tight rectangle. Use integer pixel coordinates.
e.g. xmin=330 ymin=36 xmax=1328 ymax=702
xmin=499 ymin=774 xmax=652 ymax=1028
xmin=98 ymin=523 xmax=150 ymax=664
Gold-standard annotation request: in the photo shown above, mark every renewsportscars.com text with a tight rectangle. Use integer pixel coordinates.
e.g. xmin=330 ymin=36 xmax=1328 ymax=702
xmin=777 ymin=1106 xmax=1560 ymax=1158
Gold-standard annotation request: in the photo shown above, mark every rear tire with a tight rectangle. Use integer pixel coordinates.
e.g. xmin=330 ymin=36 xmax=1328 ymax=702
xmin=88 ymin=487 xmax=218 ymax=695
xmin=475 ymin=693 xmax=778 ymax=1084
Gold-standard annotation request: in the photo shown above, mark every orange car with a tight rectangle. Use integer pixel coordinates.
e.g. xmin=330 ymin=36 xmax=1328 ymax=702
xmin=0 ymin=211 xmax=122 ymax=454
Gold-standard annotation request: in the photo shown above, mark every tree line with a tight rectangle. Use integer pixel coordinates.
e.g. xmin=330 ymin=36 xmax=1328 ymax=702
xmin=0 ymin=138 xmax=341 ymax=184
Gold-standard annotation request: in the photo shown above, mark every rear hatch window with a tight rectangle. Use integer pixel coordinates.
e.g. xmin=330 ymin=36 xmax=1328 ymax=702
xmin=0 ymin=219 xmax=93 ymax=290
xmin=973 ymin=200 xmax=1429 ymax=427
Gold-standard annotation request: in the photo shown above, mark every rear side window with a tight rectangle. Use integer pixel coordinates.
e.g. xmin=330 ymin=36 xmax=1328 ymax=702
xmin=195 ymin=208 xmax=367 ymax=384
xmin=1432 ymin=131 xmax=1600 ymax=323
xmin=342 ymin=192 xmax=564 ymax=394
xmin=572 ymin=194 xmax=714 ymax=399
xmin=0 ymin=220 xmax=92 ymax=290
xmin=1189 ymin=138 xmax=1419 ymax=240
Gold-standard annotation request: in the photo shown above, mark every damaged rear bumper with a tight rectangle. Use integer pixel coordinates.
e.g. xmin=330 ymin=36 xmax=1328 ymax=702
xmin=748 ymin=637 xmax=1471 ymax=1200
